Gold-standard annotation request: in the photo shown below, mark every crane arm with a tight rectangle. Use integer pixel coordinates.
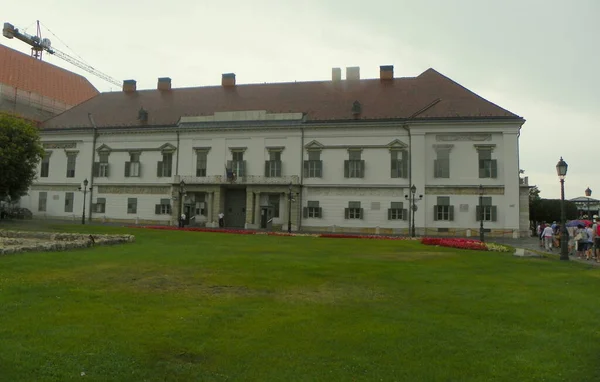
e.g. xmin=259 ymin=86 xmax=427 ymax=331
xmin=3 ymin=22 xmax=121 ymax=88
xmin=50 ymin=48 xmax=121 ymax=87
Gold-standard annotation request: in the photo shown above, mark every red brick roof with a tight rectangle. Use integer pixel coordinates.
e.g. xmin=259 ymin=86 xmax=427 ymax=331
xmin=42 ymin=68 xmax=522 ymax=129
xmin=0 ymin=44 xmax=98 ymax=106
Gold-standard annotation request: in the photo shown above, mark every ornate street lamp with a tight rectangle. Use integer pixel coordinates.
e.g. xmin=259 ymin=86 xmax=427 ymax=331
xmin=556 ymin=157 xmax=569 ymax=260
xmin=479 ymin=184 xmax=485 ymax=242
xmin=287 ymin=182 xmax=293 ymax=233
xmin=405 ymin=184 xmax=423 ymax=238
xmin=77 ymin=178 xmax=91 ymax=225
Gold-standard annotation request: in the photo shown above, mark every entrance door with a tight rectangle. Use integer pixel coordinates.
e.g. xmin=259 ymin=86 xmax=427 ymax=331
xmin=224 ymin=189 xmax=247 ymax=228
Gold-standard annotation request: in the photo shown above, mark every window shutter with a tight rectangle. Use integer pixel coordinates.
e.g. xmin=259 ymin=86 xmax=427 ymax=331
xmin=433 ymin=206 xmax=438 ymax=221
xmin=388 ymin=209 xmax=392 ymax=220
xmin=155 ymin=204 xmax=161 ymax=214
xmin=344 ymin=208 xmax=349 ymax=219
xmin=318 ymin=207 xmax=322 ymax=218
xmin=317 ymin=160 xmax=323 ymax=177
xmin=344 ymin=160 xmax=349 ymax=178
xmin=491 ymin=160 xmax=498 ymax=178
xmin=359 ymin=208 xmax=364 ymax=219
xmin=402 ymin=209 xmax=408 ymax=221
xmin=124 ymin=162 xmax=130 ymax=177
xmin=91 ymin=203 xmax=97 ymax=213
xmin=303 ymin=207 xmax=308 ymax=218
xmin=138 ymin=163 xmax=142 ymax=177
xmin=265 ymin=161 xmax=270 ymax=177
xmin=105 ymin=164 xmax=110 ymax=177
xmin=92 ymin=162 xmax=99 ymax=177
xmin=491 ymin=206 xmax=498 ymax=221
xmin=359 ymin=160 xmax=365 ymax=178
xmin=478 ymin=159 xmax=485 ymax=178
xmin=449 ymin=205 xmax=455 ymax=221
xmin=240 ymin=161 xmax=246 ymax=177
xmin=157 ymin=161 xmax=163 ymax=177
xmin=303 ymin=160 xmax=309 ymax=177
xmin=391 ymin=160 xmax=398 ymax=178
xmin=476 ymin=205 xmax=481 ymax=221
xmin=401 ymin=159 xmax=408 ymax=178
xmin=276 ymin=161 xmax=282 ymax=177
xmin=434 ymin=159 xmax=439 ymax=178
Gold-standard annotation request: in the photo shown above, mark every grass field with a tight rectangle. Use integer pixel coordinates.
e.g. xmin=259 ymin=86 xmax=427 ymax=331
xmin=1 ymin=224 xmax=599 ymax=381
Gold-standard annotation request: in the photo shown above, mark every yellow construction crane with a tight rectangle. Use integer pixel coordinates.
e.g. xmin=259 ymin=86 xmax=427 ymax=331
xmin=3 ymin=21 xmax=120 ymax=87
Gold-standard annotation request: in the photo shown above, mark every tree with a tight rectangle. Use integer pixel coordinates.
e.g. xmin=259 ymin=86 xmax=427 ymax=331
xmin=0 ymin=113 xmax=44 ymax=202
xmin=529 ymin=186 xmax=541 ymax=202
xmin=530 ymin=198 xmax=579 ymax=224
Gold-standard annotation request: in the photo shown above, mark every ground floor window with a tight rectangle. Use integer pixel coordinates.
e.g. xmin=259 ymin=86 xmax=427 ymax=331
xmin=345 ymin=201 xmax=363 ymax=219
xmin=155 ymin=198 xmax=171 ymax=215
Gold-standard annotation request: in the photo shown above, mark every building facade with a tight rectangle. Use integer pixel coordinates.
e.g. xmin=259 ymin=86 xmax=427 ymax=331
xmin=20 ymin=66 xmax=529 ymax=237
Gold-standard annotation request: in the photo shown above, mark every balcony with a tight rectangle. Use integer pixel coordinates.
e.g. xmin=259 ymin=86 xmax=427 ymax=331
xmin=177 ymin=175 xmax=300 ymax=185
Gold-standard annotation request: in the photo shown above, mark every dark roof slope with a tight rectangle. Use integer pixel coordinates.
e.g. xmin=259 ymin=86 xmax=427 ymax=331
xmin=0 ymin=44 xmax=99 ymax=106
xmin=42 ymin=68 xmax=522 ymax=129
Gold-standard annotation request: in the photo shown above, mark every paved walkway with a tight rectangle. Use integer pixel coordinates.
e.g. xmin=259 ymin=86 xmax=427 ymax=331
xmin=489 ymin=236 xmax=600 ymax=267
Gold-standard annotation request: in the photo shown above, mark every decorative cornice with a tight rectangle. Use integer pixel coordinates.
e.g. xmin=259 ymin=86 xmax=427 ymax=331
xmin=228 ymin=147 xmax=247 ymax=152
xmin=433 ymin=144 xmax=454 ymax=151
xmin=97 ymin=185 xmax=171 ymax=195
xmin=425 ymin=186 xmax=504 ymax=195
xmin=266 ymin=146 xmax=285 ymax=152
xmin=43 ymin=141 xmax=77 ymax=149
xmin=436 ymin=134 xmax=491 ymax=142
xmin=193 ymin=146 xmax=211 ymax=152
xmin=474 ymin=144 xmax=496 ymax=152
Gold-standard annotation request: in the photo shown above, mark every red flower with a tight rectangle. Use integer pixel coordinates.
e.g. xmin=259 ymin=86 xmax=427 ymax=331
xmin=421 ymin=237 xmax=487 ymax=251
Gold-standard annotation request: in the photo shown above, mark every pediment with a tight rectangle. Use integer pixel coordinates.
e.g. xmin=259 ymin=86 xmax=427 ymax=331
xmin=386 ymin=139 xmax=407 ymax=149
xmin=96 ymin=144 xmax=112 ymax=153
xmin=159 ymin=143 xmax=177 ymax=152
xmin=305 ymin=140 xmax=324 ymax=150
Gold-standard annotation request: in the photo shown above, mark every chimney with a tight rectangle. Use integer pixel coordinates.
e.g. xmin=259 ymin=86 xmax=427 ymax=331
xmin=123 ymin=79 xmax=136 ymax=92
xmin=222 ymin=73 xmax=236 ymax=87
xmin=346 ymin=66 xmax=360 ymax=81
xmin=380 ymin=65 xmax=394 ymax=80
xmin=332 ymin=67 xmax=342 ymax=82
xmin=157 ymin=77 xmax=172 ymax=91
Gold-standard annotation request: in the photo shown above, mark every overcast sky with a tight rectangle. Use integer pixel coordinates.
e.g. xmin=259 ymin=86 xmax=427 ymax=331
xmin=2 ymin=0 xmax=598 ymax=200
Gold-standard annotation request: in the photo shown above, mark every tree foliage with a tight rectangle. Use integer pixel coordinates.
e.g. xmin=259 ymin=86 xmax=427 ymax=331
xmin=530 ymin=198 xmax=579 ymax=224
xmin=0 ymin=114 xmax=44 ymax=202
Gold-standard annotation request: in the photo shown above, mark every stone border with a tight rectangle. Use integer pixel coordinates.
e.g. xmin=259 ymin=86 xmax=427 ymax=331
xmin=0 ymin=230 xmax=135 ymax=255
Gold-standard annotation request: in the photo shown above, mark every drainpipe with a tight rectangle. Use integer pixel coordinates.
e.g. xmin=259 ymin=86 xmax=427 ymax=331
xmin=87 ymin=113 xmax=98 ymax=223
xmin=298 ymin=122 xmax=305 ymax=231
xmin=176 ymin=128 xmax=181 ymax=220
xmin=402 ymin=124 xmax=412 ymax=236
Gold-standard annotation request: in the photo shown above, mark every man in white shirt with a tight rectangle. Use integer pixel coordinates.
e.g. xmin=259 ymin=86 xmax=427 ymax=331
xmin=218 ymin=212 xmax=225 ymax=228
xmin=542 ymin=225 xmax=554 ymax=251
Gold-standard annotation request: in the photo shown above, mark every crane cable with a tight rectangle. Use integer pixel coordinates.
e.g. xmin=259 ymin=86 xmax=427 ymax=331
xmin=39 ymin=21 xmax=90 ymax=65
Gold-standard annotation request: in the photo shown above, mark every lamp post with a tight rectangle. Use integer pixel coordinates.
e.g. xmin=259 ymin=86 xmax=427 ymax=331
xmin=556 ymin=157 xmax=569 ymax=260
xmin=179 ymin=180 xmax=186 ymax=228
xmin=405 ymin=184 xmax=423 ymax=238
xmin=479 ymin=184 xmax=485 ymax=242
xmin=287 ymin=182 xmax=293 ymax=233
xmin=585 ymin=187 xmax=592 ymax=221
xmin=77 ymin=178 xmax=90 ymax=225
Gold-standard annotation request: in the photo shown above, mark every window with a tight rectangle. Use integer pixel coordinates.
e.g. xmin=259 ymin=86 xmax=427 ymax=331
xmin=304 ymin=150 xmax=323 ymax=178
xmin=303 ymin=201 xmax=322 ymax=218
xmin=434 ymin=149 xmax=450 ymax=178
xmin=434 ymin=196 xmax=454 ymax=221
xmin=94 ymin=153 xmax=110 ymax=177
xmin=66 ymin=153 xmax=77 ymax=178
xmin=38 ymin=192 xmax=47 ymax=212
xmin=388 ymin=202 xmax=407 ymax=220
xmin=344 ymin=150 xmax=365 ymax=178
xmin=127 ymin=198 xmax=137 ymax=214
xmin=268 ymin=194 xmax=280 ymax=217
xmin=391 ymin=150 xmax=407 ymax=178
xmin=94 ymin=198 xmax=106 ymax=213
xmin=345 ymin=201 xmax=363 ymax=219
xmin=228 ymin=151 xmax=246 ymax=177
xmin=64 ymin=192 xmax=74 ymax=212
xmin=157 ymin=153 xmax=173 ymax=177
xmin=40 ymin=153 xmax=50 ymax=177
xmin=265 ymin=151 xmax=282 ymax=177
xmin=478 ymin=149 xmax=497 ymax=178
xmin=476 ymin=196 xmax=497 ymax=222
xmin=125 ymin=153 xmax=141 ymax=177
xmin=196 ymin=151 xmax=208 ymax=177
xmin=155 ymin=198 xmax=171 ymax=215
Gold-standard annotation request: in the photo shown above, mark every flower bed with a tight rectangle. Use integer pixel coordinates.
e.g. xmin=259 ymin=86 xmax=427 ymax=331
xmin=420 ymin=237 xmax=510 ymax=252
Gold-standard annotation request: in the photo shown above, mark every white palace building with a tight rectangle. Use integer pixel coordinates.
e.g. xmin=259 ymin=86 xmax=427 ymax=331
xmin=20 ymin=66 xmax=530 ymax=237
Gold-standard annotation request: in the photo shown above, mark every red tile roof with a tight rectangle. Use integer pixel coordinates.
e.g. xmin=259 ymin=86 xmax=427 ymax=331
xmin=42 ymin=68 xmax=522 ymax=129
xmin=0 ymin=44 xmax=98 ymax=106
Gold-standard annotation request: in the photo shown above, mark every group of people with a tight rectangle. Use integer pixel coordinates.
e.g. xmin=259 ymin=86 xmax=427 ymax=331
xmin=538 ymin=218 xmax=600 ymax=261
xmin=178 ymin=212 xmax=226 ymax=228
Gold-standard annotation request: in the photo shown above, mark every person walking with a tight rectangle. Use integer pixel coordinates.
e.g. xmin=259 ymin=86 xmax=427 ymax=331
xmin=218 ymin=212 xmax=225 ymax=228
xmin=179 ymin=212 xmax=186 ymax=228
xmin=542 ymin=224 xmax=554 ymax=252
xmin=575 ymin=224 xmax=588 ymax=259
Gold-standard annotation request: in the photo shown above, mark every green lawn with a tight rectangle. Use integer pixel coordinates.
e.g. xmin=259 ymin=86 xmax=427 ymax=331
xmin=1 ymin=224 xmax=599 ymax=381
